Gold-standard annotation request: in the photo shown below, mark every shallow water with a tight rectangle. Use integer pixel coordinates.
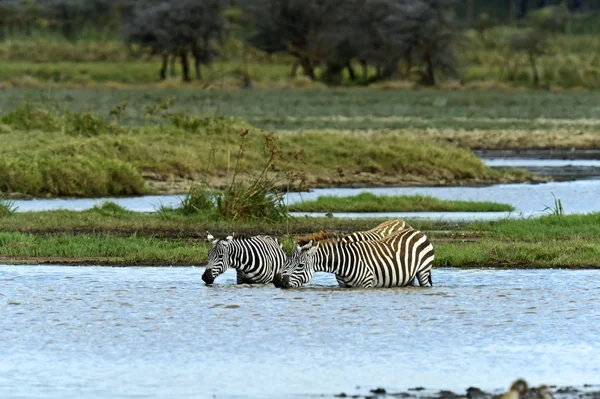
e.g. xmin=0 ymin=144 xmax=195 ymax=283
xmin=10 ymin=179 xmax=600 ymax=219
xmin=483 ymin=158 xmax=600 ymax=181
xmin=1 ymin=266 xmax=599 ymax=399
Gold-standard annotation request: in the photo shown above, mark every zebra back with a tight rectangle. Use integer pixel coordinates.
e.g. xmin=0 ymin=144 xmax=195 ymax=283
xmin=342 ymin=219 xmax=411 ymax=242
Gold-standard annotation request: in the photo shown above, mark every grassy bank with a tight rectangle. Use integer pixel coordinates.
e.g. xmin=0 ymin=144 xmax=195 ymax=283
xmin=0 ymin=104 xmax=537 ymax=198
xmin=289 ymin=193 xmax=514 ymax=213
xmin=0 ymin=210 xmax=599 ymax=268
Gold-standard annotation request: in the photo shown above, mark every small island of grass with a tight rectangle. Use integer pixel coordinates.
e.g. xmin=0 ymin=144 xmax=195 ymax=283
xmin=288 ymin=193 xmax=515 ymax=213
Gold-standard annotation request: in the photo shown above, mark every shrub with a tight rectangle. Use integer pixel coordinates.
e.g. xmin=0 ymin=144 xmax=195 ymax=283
xmin=178 ymin=184 xmax=215 ymax=215
xmin=65 ymin=111 xmax=119 ymax=136
xmin=0 ymin=192 xmax=18 ymax=218
xmin=1 ymin=103 xmax=61 ymax=131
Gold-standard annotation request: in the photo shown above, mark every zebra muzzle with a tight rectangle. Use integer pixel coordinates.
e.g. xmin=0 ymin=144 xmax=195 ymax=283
xmin=273 ymin=272 xmax=284 ymax=288
xmin=201 ymin=270 xmax=215 ymax=285
xmin=273 ymin=273 xmax=291 ymax=288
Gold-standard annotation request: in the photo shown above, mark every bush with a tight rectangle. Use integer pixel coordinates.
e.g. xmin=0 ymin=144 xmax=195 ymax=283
xmin=1 ymin=103 xmax=61 ymax=131
xmin=178 ymin=185 xmax=215 ymax=215
xmin=0 ymin=192 xmax=18 ymax=218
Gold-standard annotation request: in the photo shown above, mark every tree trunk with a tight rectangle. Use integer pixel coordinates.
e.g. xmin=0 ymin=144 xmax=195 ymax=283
xmin=360 ymin=60 xmax=368 ymax=82
xmin=290 ymin=60 xmax=300 ymax=78
xmin=169 ymin=55 xmax=176 ymax=77
xmin=180 ymin=52 xmax=190 ymax=82
xmin=301 ymin=58 xmax=316 ymax=81
xmin=528 ymin=52 xmax=539 ymax=88
xmin=160 ymin=54 xmax=168 ymax=81
xmin=346 ymin=62 xmax=356 ymax=81
xmin=423 ymin=51 xmax=435 ymax=86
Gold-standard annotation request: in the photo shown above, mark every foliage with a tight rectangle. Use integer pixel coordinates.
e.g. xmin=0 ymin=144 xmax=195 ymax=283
xmin=543 ymin=193 xmax=565 ymax=217
xmin=178 ymin=185 xmax=215 ymax=216
xmin=245 ymin=0 xmax=457 ymax=85
xmin=214 ymin=131 xmax=289 ymax=221
xmin=124 ymin=0 xmax=223 ymax=81
xmin=1 ymin=102 xmax=61 ymax=131
xmin=0 ymin=192 xmax=18 ymax=217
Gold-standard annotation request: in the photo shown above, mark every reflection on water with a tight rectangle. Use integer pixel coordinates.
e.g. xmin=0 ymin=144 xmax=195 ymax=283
xmin=1 ymin=266 xmax=599 ymax=399
xmin=10 ymin=179 xmax=600 ymax=219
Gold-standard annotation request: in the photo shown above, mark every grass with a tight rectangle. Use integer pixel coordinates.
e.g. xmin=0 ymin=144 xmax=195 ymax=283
xmin=0 ymin=192 xmax=18 ymax=217
xmin=1 ymin=88 xmax=599 ymax=132
xmin=288 ymin=193 xmax=515 ymax=213
xmin=1 ymin=210 xmax=599 ymax=268
xmin=0 ymin=104 xmax=535 ymax=198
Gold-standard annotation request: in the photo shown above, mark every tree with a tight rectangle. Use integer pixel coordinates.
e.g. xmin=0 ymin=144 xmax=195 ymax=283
xmin=125 ymin=0 xmax=223 ymax=82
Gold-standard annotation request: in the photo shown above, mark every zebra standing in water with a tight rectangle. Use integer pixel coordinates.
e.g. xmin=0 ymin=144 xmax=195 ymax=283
xmin=273 ymin=219 xmax=411 ymax=288
xmin=202 ymin=232 xmax=286 ymax=285
xmin=274 ymin=228 xmax=434 ymax=289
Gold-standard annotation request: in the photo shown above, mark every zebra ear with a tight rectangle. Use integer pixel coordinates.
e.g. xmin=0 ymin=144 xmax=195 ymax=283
xmin=207 ymin=231 xmax=218 ymax=246
xmin=225 ymin=234 xmax=234 ymax=242
xmin=306 ymin=242 xmax=320 ymax=256
xmin=300 ymin=240 xmax=313 ymax=250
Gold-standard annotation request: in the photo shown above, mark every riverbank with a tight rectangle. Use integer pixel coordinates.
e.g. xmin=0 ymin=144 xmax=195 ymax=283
xmin=0 ymin=104 xmax=541 ymax=198
xmin=321 ymin=384 xmax=600 ymax=399
xmin=1 ymin=211 xmax=599 ymax=268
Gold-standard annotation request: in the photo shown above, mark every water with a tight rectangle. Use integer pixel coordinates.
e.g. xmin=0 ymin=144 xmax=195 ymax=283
xmin=1 ymin=266 xmax=599 ymax=399
xmin=10 ymin=180 xmax=600 ymax=219
xmin=483 ymin=158 xmax=600 ymax=181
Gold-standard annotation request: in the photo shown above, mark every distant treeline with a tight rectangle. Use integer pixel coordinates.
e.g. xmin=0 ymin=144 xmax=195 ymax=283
xmin=0 ymin=0 xmax=598 ymax=85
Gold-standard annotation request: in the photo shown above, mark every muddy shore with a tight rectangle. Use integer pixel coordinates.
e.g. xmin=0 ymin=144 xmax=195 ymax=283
xmin=323 ymin=384 xmax=600 ymax=399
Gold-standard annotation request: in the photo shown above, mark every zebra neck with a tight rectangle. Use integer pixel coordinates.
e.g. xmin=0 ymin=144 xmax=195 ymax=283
xmin=315 ymin=243 xmax=341 ymax=274
xmin=227 ymin=242 xmax=255 ymax=271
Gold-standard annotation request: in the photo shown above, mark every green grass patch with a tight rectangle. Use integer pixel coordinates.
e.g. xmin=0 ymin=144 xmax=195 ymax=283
xmin=0 ymin=103 xmax=534 ymax=198
xmin=0 ymin=211 xmax=599 ymax=268
xmin=1 ymin=88 xmax=598 ymax=131
xmin=289 ymin=193 xmax=514 ymax=212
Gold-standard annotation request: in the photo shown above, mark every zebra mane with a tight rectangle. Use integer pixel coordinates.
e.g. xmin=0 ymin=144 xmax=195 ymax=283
xmin=295 ymin=231 xmax=342 ymax=246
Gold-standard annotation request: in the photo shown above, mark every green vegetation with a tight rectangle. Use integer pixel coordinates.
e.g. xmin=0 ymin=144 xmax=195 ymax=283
xmin=1 ymin=25 xmax=600 ymax=89
xmin=0 ymin=192 xmax=18 ymax=218
xmin=289 ymin=193 xmax=514 ymax=213
xmin=2 ymin=88 xmax=599 ymax=132
xmin=0 ymin=210 xmax=599 ymax=268
xmin=0 ymin=102 xmax=534 ymax=198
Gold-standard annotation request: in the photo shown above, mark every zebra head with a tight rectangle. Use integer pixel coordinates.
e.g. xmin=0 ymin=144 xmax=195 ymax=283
xmin=202 ymin=232 xmax=234 ymax=285
xmin=276 ymin=240 xmax=320 ymax=288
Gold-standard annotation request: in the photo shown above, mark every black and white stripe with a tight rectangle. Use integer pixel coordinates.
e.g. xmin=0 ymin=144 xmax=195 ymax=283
xmin=202 ymin=233 xmax=286 ymax=285
xmin=341 ymin=219 xmax=411 ymax=243
xmin=276 ymin=229 xmax=434 ymax=289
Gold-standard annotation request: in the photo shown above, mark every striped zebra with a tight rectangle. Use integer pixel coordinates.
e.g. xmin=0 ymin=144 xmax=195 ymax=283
xmin=273 ymin=219 xmax=410 ymax=288
xmin=274 ymin=228 xmax=434 ymax=289
xmin=202 ymin=232 xmax=286 ymax=285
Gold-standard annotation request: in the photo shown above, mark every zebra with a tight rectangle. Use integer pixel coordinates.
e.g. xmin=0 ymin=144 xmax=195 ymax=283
xmin=274 ymin=228 xmax=434 ymax=289
xmin=202 ymin=232 xmax=287 ymax=285
xmin=272 ymin=219 xmax=411 ymax=288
